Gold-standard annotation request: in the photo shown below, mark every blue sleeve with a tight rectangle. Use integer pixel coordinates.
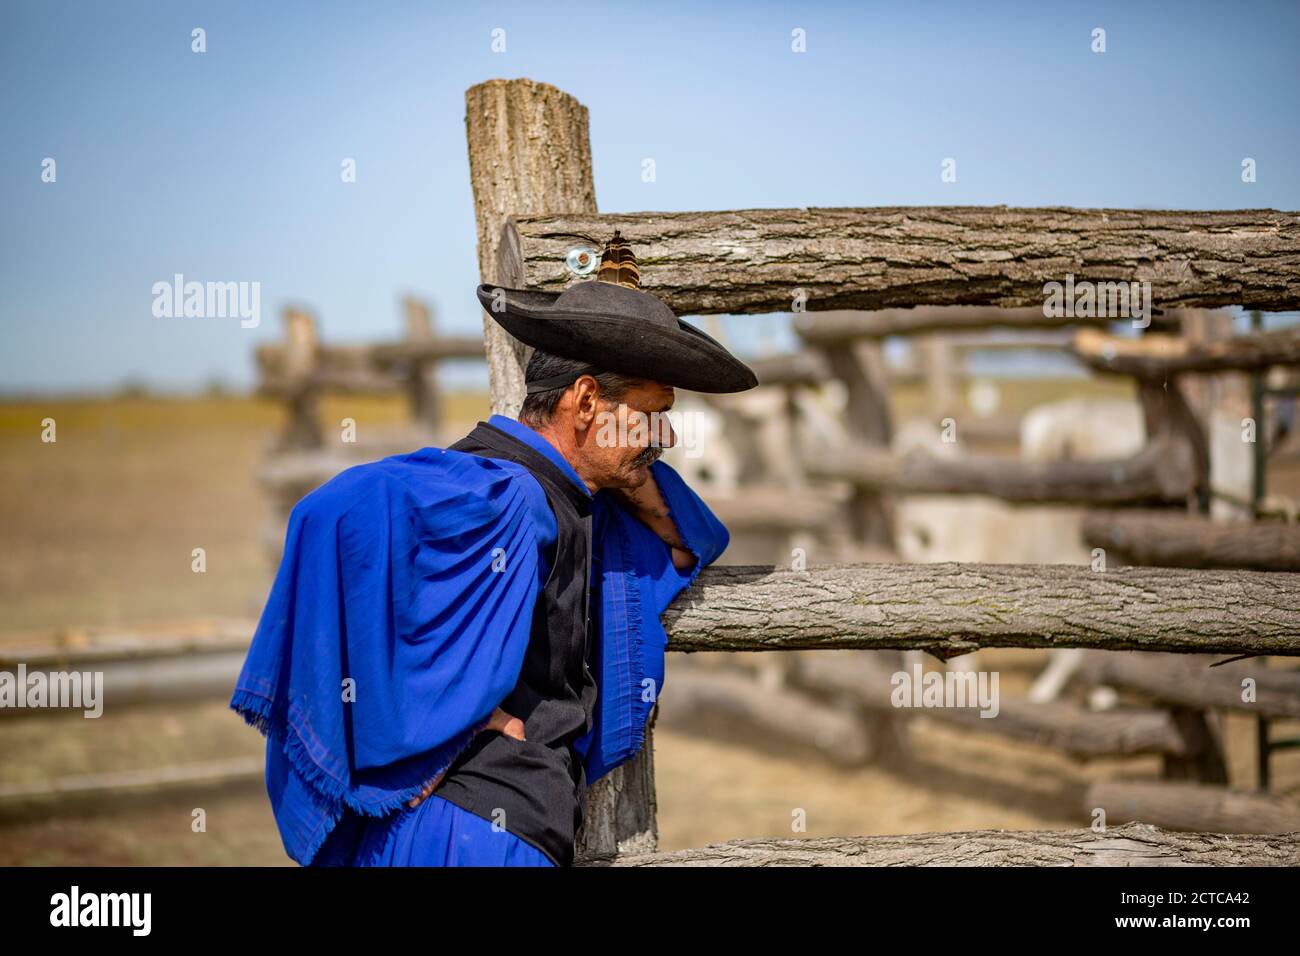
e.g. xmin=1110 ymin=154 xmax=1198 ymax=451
xmin=577 ymin=461 xmax=730 ymax=783
xmin=230 ymin=448 xmax=550 ymax=865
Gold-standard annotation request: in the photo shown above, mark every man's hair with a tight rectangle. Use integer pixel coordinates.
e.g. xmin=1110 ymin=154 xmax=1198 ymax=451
xmin=518 ymin=349 xmax=638 ymax=428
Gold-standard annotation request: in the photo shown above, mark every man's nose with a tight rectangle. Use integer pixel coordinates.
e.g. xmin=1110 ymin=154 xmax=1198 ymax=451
xmin=658 ymin=414 xmax=677 ymax=449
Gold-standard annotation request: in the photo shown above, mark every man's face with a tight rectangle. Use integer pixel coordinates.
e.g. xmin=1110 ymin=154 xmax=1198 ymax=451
xmin=580 ymin=379 xmax=677 ymax=490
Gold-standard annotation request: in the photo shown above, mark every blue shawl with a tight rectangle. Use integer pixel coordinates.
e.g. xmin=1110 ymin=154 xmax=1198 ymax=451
xmin=229 ymin=418 xmax=728 ymax=865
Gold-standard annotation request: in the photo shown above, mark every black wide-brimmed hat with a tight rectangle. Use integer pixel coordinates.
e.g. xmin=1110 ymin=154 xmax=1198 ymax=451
xmin=476 ymin=233 xmax=758 ymax=394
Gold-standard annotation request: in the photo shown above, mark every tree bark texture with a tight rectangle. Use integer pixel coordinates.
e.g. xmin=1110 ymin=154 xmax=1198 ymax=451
xmin=586 ymin=822 xmax=1299 ymax=866
xmin=506 ymin=207 xmax=1300 ymax=315
xmin=1072 ymin=326 xmax=1300 ymax=379
xmin=465 ymin=79 xmax=597 ymax=415
xmin=1083 ymin=509 xmax=1300 ymax=571
xmin=790 ymin=651 xmax=1199 ymax=759
xmin=1077 ymin=651 xmax=1300 ymax=720
xmin=796 ymin=306 xmax=1110 ymax=342
xmin=803 ymin=434 xmax=1196 ymax=505
xmin=663 ymin=563 xmax=1300 ymax=658
xmin=1086 ymin=781 xmax=1300 ymax=835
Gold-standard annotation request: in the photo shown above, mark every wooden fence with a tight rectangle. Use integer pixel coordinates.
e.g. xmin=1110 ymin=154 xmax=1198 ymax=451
xmin=463 ymin=77 xmax=1300 ymax=865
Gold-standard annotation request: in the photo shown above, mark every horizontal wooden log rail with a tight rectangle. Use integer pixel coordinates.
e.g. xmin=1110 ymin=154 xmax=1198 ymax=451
xmin=747 ymin=350 xmax=832 ymax=387
xmin=706 ymin=487 xmax=843 ymax=533
xmin=910 ymin=696 xmax=1197 ymax=760
xmin=0 ymin=758 xmax=263 ymax=816
xmin=0 ymin=618 xmax=251 ymax=668
xmin=6 ymin=559 xmax=1299 ymax=672
xmin=589 ymin=822 xmax=1300 ymax=866
xmin=1071 ymin=326 xmax=1300 ymax=379
xmin=661 ymin=668 xmax=875 ymax=764
xmin=502 ymin=207 xmax=1300 ymax=315
xmin=749 ymin=337 xmax=1076 ymax=388
xmin=803 ymin=435 xmax=1195 ymax=505
xmin=1083 ymin=509 xmax=1300 ymax=572
xmin=1086 ymin=781 xmax=1300 ymax=835
xmin=791 ymin=651 xmax=1200 ymax=760
xmin=256 ymin=338 xmax=484 ymax=396
xmin=662 ymin=563 xmax=1300 ymax=658
xmin=796 ymin=306 xmax=1108 ymax=342
xmin=1078 ymin=651 xmax=1300 ymax=719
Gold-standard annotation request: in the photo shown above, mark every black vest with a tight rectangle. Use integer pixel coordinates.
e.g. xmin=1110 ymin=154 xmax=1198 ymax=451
xmin=432 ymin=421 xmax=598 ymax=866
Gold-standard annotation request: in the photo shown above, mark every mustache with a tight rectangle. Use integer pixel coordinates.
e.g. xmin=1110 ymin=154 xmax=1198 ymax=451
xmin=631 ymin=445 xmax=663 ymax=467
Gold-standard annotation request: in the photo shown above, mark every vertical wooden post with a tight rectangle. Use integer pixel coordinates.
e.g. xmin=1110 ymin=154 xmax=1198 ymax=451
xmin=464 ymin=78 xmax=657 ymax=862
xmin=402 ymin=296 xmax=441 ymax=434
xmin=812 ymin=324 xmax=894 ymax=549
xmin=465 ymin=79 xmax=598 ymax=417
xmin=1181 ymin=310 xmax=1254 ymax=521
xmin=1162 ymin=706 xmax=1229 ymax=784
xmin=920 ymin=335 xmax=957 ymax=420
xmin=1137 ymin=378 xmax=1210 ymax=509
xmin=279 ymin=307 xmax=323 ymax=451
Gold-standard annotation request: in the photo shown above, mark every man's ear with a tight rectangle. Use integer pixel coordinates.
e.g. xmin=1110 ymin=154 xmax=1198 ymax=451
xmin=571 ymin=375 xmax=600 ymax=428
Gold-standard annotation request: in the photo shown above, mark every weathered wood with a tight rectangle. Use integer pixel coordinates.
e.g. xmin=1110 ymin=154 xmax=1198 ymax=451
xmin=575 ymin=713 xmax=659 ymax=860
xmin=797 ymin=306 xmax=1104 ymax=342
xmin=919 ymin=336 xmax=957 ymax=417
xmin=257 ymin=331 xmax=482 ymax=400
xmin=268 ymin=308 xmax=324 ymax=450
xmin=366 ymin=337 xmax=486 ymax=365
xmin=0 ymin=618 xmax=253 ymax=667
xmin=804 ymin=434 xmax=1196 ymax=504
xmin=750 ymin=337 xmax=1077 ymax=389
xmin=0 ymin=758 xmax=263 ymax=815
xmin=0 ymin=650 xmax=247 ymax=718
xmin=947 ymin=330 xmax=1077 ymax=350
xmin=1071 ymin=326 xmax=1300 ymax=378
xmin=259 ymin=342 xmax=483 ymax=384
xmin=707 ymin=487 xmax=842 ymax=532
xmin=663 ymin=563 xmax=1300 ymax=658
xmin=257 ymin=368 xmax=406 ymax=397
xmin=951 ymin=415 xmax=1023 ymax=444
xmin=1178 ymin=311 xmax=1244 ymax=427
xmin=507 ymin=208 xmax=1300 ymax=315
xmin=586 ymin=822 xmax=1300 ymax=866
xmin=1083 ymin=509 xmax=1300 ymax=571
xmin=1077 ymin=651 xmax=1300 ymax=719
xmin=1136 ymin=379 xmax=1210 ymax=506
xmin=402 ymin=298 xmax=453 ymax=432
xmin=815 ymin=338 xmax=894 ymax=547
xmin=747 ymin=349 xmax=986 ymax=389
xmin=1160 ymin=706 xmax=1229 ymax=784
xmin=962 ymin=699 xmax=1206 ymax=762
xmin=1087 ymin=781 xmax=1300 ymax=835
xmin=790 ymin=651 xmax=1199 ymax=760
xmin=697 ymin=400 xmax=770 ymax=485
xmin=749 ymin=350 xmax=830 ymax=387
xmin=466 ymin=78 xmax=597 ymax=415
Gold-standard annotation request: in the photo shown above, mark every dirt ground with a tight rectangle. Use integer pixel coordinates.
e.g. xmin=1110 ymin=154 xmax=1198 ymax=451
xmin=1 ymin=388 xmax=1297 ymax=865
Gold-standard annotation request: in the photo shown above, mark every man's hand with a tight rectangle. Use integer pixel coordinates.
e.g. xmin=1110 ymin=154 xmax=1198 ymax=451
xmin=607 ymin=472 xmax=697 ymax=571
xmin=485 ymin=704 xmax=527 ymax=741
xmin=407 ymin=706 xmax=525 ymax=808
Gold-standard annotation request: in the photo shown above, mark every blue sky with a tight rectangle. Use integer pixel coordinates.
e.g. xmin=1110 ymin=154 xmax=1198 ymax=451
xmin=2 ymin=0 xmax=1298 ymax=394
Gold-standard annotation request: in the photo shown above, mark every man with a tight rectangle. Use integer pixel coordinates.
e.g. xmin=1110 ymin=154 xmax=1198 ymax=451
xmin=230 ymin=266 xmax=758 ymax=867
